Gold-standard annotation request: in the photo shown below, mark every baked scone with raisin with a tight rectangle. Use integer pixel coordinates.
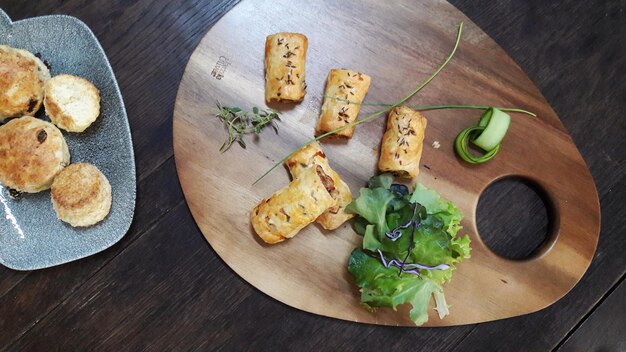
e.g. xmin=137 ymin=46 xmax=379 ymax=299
xmin=51 ymin=163 xmax=112 ymax=227
xmin=0 ymin=45 xmax=51 ymax=121
xmin=0 ymin=116 xmax=70 ymax=193
xmin=44 ymin=74 xmax=101 ymax=132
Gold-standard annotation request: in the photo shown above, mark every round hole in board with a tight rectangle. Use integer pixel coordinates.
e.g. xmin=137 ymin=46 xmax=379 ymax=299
xmin=476 ymin=176 xmax=556 ymax=260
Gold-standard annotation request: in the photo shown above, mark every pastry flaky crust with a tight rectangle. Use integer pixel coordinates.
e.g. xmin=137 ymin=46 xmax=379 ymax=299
xmin=286 ymin=142 xmax=354 ymax=230
xmin=264 ymin=32 xmax=308 ymax=103
xmin=378 ymin=106 xmax=427 ymax=179
xmin=251 ymin=165 xmax=335 ymax=244
xmin=315 ymin=69 xmax=371 ymax=138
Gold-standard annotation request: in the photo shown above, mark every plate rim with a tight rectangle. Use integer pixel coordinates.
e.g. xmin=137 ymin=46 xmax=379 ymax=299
xmin=0 ymin=8 xmax=137 ymax=271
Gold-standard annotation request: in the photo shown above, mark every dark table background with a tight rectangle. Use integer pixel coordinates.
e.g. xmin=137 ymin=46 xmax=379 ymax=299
xmin=0 ymin=1 xmax=624 ymax=351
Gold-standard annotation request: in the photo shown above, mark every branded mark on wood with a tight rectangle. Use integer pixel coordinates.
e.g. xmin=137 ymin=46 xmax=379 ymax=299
xmin=211 ymin=56 xmax=230 ymax=80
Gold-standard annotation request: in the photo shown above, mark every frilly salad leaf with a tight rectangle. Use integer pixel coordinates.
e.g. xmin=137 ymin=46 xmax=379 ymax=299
xmin=411 ymin=183 xmax=464 ymax=238
xmin=348 ymin=248 xmax=443 ymax=326
xmin=346 ymin=174 xmax=471 ymax=325
xmin=345 ymin=180 xmax=397 ymax=239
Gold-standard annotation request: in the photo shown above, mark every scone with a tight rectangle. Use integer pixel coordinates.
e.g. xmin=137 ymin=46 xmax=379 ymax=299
xmin=0 ymin=45 xmax=51 ymax=121
xmin=0 ymin=116 xmax=70 ymax=193
xmin=51 ymin=163 xmax=112 ymax=227
xmin=44 ymin=74 xmax=101 ymax=132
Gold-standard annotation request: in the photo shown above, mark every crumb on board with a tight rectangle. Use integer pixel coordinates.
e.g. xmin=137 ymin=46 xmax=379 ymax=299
xmin=432 ymin=140 xmax=441 ymax=149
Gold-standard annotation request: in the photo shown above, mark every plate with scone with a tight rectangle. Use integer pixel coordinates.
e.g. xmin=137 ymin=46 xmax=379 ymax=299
xmin=0 ymin=9 xmax=136 ymax=270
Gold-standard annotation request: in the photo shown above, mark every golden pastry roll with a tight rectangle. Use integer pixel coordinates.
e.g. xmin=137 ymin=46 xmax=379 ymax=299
xmin=251 ymin=165 xmax=335 ymax=244
xmin=315 ymin=69 xmax=371 ymax=138
xmin=264 ymin=32 xmax=308 ymax=103
xmin=286 ymin=142 xmax=354 ymax=230
xmin=378 ymin=106 xmax=427 ymax=179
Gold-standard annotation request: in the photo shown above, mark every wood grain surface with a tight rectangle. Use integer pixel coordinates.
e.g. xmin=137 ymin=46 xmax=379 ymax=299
xmin=557 ymin=277 xmax=626 ymax=352
xmin=173 ymin=0 xmax=600 ymax=326
xmin=0 ymin=0 xmax=623 ymax=350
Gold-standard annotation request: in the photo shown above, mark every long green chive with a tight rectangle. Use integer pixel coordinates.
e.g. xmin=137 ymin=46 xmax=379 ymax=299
xmin=253 ymin=22 xmax=465 ymax=185
xmin=323 ymin=97 xmax=530 ymax=164
xmin=325 ymin=97 xmax=536 ymax=117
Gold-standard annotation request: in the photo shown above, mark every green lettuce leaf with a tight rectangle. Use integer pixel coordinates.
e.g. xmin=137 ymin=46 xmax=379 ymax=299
xmin=348 ymin=248 xmax=442 ymax=326
xmin=362 ymin=224 xmax=380 ymax=251
xmin=410 ymin=183 xmax=463 ymax=237
xmin=345 ymin=182 xmax=396 ymax=236
xmin=367 ymin=173 xmax=394 ymax=189
xmin=346 ymin=174 xmax=471 ymax=325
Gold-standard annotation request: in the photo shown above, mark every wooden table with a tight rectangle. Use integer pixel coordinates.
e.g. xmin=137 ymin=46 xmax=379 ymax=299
xmin=0 ymin=1 xmax=623 ymax=350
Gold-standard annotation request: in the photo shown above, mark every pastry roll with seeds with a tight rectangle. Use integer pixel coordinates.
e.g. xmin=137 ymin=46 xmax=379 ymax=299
xmin=378 ymin=106 xmax=427 ymax=179
xmin=286 ymin=142 xmax=353 ymax=230
xmin=264 ymin=32 xmax=308 ymax=103
xmin=315 ymin=69 xmax=371 ymax=138
xmin=251 ymin=165 xmax=335 ymax=244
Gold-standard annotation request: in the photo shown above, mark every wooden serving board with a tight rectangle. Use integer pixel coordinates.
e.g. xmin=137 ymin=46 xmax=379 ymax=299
xmin=173 ymin=0 xmax=600 ymax=326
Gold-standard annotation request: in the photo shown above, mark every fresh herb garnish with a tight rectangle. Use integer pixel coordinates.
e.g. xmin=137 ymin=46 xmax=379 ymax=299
xmin=252 ymin=22 xmax=537 ymax=182
xmin=253 ymin=23 xmax=465 ymax=184
xmin=216 ymin=102 xmax=281 ymax=152
xmin=324 ymin=97 xmax=536 ymax=117
xmin=320 ymin=98 xmax=525 ymax=163
xmin=454 ymin=107 xmax=510 ymax=163
xmin=378 ymin=201 xmax=452 ymax=277
xmin=346 ymin=174 xmax=471 ymax=325
xmin=377 ymin=249 xmax=451 ymax=276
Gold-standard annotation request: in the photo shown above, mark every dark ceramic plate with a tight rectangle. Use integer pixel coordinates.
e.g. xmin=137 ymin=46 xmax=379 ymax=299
xmin=0 ymin=9 xmax=136 ymax=270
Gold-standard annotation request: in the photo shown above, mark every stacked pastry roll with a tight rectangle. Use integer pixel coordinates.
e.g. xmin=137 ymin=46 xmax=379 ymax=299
xmin=264 ymin=32 xmax=308 ymax=103
xmin=316 ymin=69 xmax=371 ymax=138
xmin=251 ymin=143 xmax=353 ymax=244
xmin=253 ymin=32 xmax=431 ymax=246
xmin=251 ymin=164 xmax=336 ymax=244
xmin=285 ymin=142 xmax=354 ymax=230
xmin=378 ymin=106 xmax=428 ymax=178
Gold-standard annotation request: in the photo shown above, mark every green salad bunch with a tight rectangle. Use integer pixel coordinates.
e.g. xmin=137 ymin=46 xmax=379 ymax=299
xmin=346 ymin=174 xmax=471 ymax=326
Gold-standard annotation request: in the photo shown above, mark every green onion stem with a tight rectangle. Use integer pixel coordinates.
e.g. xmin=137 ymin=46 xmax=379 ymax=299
xmin=409 ymin=105 xmax=535 ymax=117
xmin=253 ymin=22 xmax=465 ymax=185
xmin=325 ymin=97 xmax=536 ymax=117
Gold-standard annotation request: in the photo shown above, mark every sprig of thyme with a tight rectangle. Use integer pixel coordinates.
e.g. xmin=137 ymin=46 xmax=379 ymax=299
xmin=216 ymin=102 xmax=281 ymax=152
